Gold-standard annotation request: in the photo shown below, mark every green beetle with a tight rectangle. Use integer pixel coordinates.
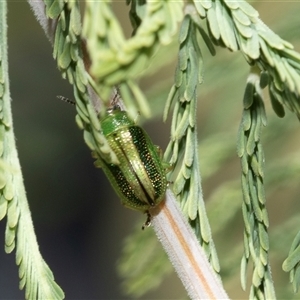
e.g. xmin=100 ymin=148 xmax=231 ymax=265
xmin=95 ymin=105 xmax=168 ymax=222
xmin=58 ymin=95 xmax=167 ymax=225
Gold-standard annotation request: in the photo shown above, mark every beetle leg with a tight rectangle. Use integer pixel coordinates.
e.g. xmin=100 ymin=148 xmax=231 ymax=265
xmin=142 ymin=211 xmax=152 ymax=230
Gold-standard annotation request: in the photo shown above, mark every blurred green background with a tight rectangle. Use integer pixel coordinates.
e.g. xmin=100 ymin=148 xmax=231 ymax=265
xmin=1 ymin=1 xmax=300 ymax=299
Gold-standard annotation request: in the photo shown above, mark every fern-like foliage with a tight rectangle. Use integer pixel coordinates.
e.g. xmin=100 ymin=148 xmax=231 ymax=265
xmin=237 ymin=70 xmax=275 ymax=298
xmin=196 ymin=0 xmax=300 ymax=118
xmin=83 ymin=0 xmax=184 ymax=118
xmin=194 ymin=1 xmax=300 ymax=296
xmin=283 ymin=230 xmax=300 ymax=293
xmin=6 ymin=0 xmax=300 ymax=299
xmin=44 ymin=0 xmax=122 ymax=170
xmin=163 ymin=9 xmax=220 ymax=272
xmin=0 ymin=1 xmax=64 ymax=299
xmin=118 ymin=1 xmax=300 ymax=299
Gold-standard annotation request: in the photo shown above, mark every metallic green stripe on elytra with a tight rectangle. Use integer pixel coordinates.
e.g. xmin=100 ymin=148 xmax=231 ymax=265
xmin=98 ymin=106 xmax=167 ymax=213
xmin=108 ymin=129 xmax=154 ymax=207
xmin=101 ymin=162 xmax=150 ymax=211
xmin=128 ymin=126 xmax=166 ymax=199
xmin=118 ymin=129 xmax=155 ymax=201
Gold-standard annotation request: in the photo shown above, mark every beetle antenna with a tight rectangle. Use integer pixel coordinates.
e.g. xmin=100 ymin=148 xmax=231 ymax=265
xmin=110 ymin=87 xmax=121 ymax=106
xmin=57 ymin=95 xmax=76 ymax=106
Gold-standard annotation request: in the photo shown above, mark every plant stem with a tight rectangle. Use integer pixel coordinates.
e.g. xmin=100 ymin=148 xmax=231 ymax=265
xmin=151 ymin=190 xmax=229 ymax=299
